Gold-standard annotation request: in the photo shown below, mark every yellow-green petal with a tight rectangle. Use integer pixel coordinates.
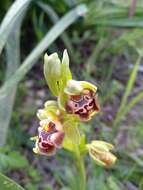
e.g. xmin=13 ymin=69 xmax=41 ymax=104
xmin=79 ymin=81 xmax=97 ymax=93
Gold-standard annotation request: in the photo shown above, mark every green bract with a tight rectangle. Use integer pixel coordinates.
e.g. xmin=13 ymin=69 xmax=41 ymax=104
xmin=63 ymin=120 xmax=80 ymax=144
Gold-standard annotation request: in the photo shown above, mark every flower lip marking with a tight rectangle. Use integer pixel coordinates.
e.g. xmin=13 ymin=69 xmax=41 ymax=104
xmin=35 ymin=120 xmax=65 ymax=155
xmin=65 ymin=89 xmax=100 ymax=121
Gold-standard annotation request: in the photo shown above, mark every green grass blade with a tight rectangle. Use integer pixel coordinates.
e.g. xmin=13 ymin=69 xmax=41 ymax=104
xmin=90 ymin=17 xmax=143 ymax=27
xmin=36 ymin=1 xmax=75 ymax=61
xmin=0 ymin=4 xmax=29 ymax=146
xmin=86 ymin=2 xmax=143 ymax=27
xmin=0 ymin=0 xmax=32 ymax=55
xmin=0 ymin=172 xmax=25 ymax=190
xmin=0 ymin=4 xmax=88 ymax=99
xmin=0 ymin=28 xmax=20 ymax=146
xmin=114 ymin=55 xmax=142 ymax=126
xmin=36 ymin=1 xmax=60 ymax=23
xmin=122 ymin=91 xmax=143 ymax=118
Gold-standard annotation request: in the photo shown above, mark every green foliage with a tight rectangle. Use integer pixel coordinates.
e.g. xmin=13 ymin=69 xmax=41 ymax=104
xmin=86 ymin=0 xmax=143 ymax=27
xmin=0 ymin=0 xmax=32 ymax=55
xmin=0 ymin=149 xmax=28 ymax=171
xmin=0 ymin=172 xmax=25 ymax=190
xmin=114 ymin=55 xmax=142 ymax=126
xmin=0 ymin=3 xmax=88 ymax=99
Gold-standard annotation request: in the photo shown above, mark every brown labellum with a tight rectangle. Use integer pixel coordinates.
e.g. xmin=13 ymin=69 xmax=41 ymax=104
xmin=37 ymin=121 xmax=64 ymax=155
xmin=65 ymin=89 xmax=100 ymax=121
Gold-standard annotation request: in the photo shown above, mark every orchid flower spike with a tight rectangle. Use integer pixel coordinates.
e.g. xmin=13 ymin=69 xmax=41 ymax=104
xmin=31 ymin=49 xmax=117 ymax=168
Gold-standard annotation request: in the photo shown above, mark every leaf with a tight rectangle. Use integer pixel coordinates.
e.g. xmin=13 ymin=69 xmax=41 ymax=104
xmin=0 ymin=0 xmax=32 ymax=55
xmin=0 ymin=4 xmax=88 ymax=100
xmin=63 ymin=120 xmax=80 ymax=144
xmin=36 ymin=1 xmax=76 ymax=63
xmin=123 ymin=91 xmax=143 ymax=117
xmin=114 ymin=55 xmax=142 ymax=126
xmin=0 ymin=151 xmax=28 ymax=171
xmin=92 ymin=17 xmax=143 ymax=27
xmin=86 ymin=2 xmax=143 ymax=28
xmin=0 ymin=172 xmax=25 ymax=190
xmin=107 ymin=176 xmax=122 ymax=190
xmin=0 ymin=2 xmax=29 ymax=145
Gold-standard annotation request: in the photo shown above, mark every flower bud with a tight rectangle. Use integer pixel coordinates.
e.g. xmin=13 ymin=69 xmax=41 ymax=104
xmin=86 ymin=141 xmax=117 ymax=167
xmin=44 ymin=53 xmax=61 ymax=78
xmin=44 ymin=50 xmax=72 ymax=96
xmin=44 ymin=53 xmax=62 ymax=96
xmin=37 ymin=100 xmax=60 ymax=122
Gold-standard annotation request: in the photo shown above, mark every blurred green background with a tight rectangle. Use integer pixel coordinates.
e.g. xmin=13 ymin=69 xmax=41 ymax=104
xmin=0 ymin=0 xmax=143 ymax=189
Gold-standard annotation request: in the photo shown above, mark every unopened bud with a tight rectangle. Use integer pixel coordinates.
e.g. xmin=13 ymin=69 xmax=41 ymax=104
xmin=87 ymin=141 xmax=117 ymax=167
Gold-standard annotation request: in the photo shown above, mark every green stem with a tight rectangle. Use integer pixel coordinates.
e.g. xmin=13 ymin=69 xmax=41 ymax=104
xmin=74 ymin=145 xmax=86 ymax=190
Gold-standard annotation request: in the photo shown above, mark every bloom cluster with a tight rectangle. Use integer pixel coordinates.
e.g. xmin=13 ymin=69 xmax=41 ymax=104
xmin=32 ymin=50 xmax=116 ymax=167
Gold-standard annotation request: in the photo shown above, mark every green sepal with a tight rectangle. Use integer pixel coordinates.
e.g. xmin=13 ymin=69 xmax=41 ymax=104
xmin=90 ymin=153 xmax=107 ymax=166
xmin=91 ymin=141 xmax=114 ymax=152
xmin=60 ymin=49 xmax=72 ymax=91
xmin=86 ymin=144 xmax=106 ymax=166
xmin=63 ymin=120 xmax=80 ymax=144
xmin=44 ymin=50 xmax=72 ymax=96
xmin=44 ymin=53 xmax=62 ymax=96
